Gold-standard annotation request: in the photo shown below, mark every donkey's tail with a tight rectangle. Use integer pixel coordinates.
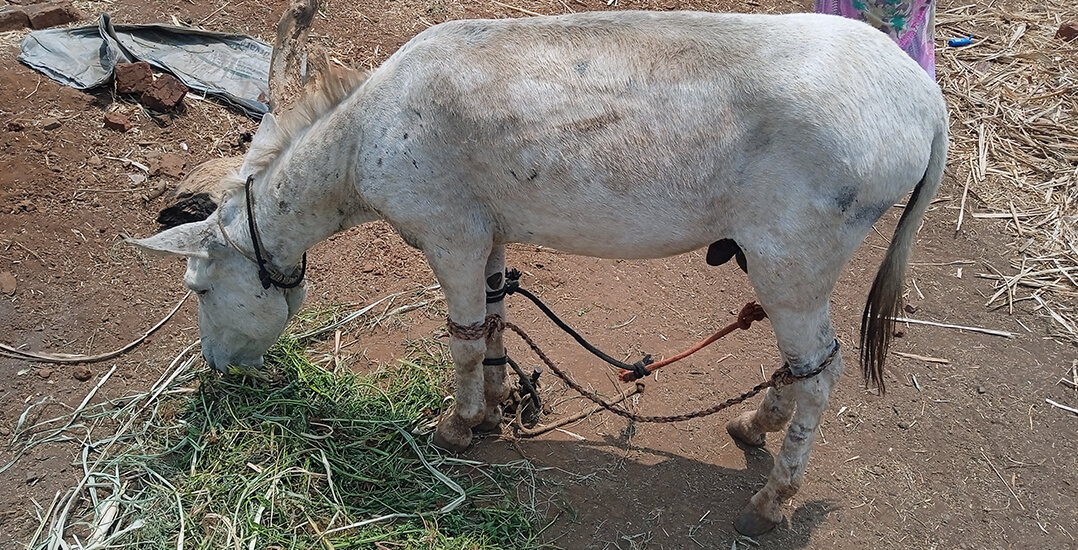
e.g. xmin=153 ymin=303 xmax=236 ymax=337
xmin=860 ymin=130 xmax=947 ymax=394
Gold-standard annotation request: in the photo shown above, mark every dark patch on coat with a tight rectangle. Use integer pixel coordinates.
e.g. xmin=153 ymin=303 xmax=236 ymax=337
xmin=507 ymin=167 xmax=540 ymax=182
xmin=834 ymin=186 xmax=857 ymax=213
xmin=848 ymin=201 xmax=892 ymax=227
xmin=574 ymin=60 xmax=589 ymax=75
xmin=558 ymin=111 xmax=621 ymax=134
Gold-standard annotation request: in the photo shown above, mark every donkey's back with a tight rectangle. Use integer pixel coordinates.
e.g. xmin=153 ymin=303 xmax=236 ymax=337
xmin=356 ymin=11 xmax=946 ymax=262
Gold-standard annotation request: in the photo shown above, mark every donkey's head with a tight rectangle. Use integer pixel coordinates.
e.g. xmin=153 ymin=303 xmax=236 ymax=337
xmin=128 ymin=0 xmax=326 ymax=372
xmin=128 ymin=167 xmax=308 ymax=371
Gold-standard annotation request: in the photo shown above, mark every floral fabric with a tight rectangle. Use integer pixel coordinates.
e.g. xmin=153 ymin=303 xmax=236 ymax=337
xmin=815 ymin=0 xmax=936 ymax=79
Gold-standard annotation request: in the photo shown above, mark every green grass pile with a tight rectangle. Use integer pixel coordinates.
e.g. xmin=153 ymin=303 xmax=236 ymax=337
xmin=121 ymin=336 xmax=545 ymax=549
xmin=15 ymin=318 xmax=550 ymax=550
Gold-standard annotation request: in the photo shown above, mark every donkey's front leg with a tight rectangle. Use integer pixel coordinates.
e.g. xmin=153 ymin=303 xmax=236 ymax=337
xmin=735 ymin=350 xmax=844 ymax=536
xmin=476 ymin=245 xmax=509 ymax=433
xmin=429 ymin=247 xmax=491 ymax=452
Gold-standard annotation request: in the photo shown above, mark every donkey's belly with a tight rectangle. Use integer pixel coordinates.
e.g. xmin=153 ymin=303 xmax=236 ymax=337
xmin=494 ymin=198 xmax=727 ymax=259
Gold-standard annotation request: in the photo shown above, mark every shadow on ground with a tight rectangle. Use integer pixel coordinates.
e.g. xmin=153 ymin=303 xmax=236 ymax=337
xmin=472 ymin=428 xmax=839 ymax=549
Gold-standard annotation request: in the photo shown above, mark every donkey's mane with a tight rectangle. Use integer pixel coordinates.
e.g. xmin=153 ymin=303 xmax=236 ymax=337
xmin=241 ymin=65 xmax=369 ymax=181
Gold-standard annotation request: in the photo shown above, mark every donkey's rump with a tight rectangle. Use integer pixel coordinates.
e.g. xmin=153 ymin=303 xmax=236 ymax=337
xmin=360 ymin=11 xmax=945 ymax=258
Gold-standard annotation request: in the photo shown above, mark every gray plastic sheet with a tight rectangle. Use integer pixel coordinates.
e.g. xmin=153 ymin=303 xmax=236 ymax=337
xmin=18 ymin=13 xmax=271 ymax=117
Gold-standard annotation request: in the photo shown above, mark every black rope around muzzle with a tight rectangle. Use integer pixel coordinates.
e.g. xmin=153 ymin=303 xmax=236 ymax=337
xmin=487 ymin=269 xmax=655 ymax=381
xmin=244 ymin=176 xmax=307 ymax=290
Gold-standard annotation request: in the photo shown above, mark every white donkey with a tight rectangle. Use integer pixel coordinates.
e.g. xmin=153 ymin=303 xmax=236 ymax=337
xmin=130 ymin=10 xmax=947 ymax=536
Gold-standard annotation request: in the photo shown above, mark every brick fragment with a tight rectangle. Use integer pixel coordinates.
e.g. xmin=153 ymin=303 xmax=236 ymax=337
xmin=140 ymin=74 xmax=187 ymax=112
xmin=23 ymin=1 xmax=82 ymax=30
xmin=115 ymin=62 xmax=153 ymax=94
xmin=103 ymin=112 xmax=132 ymax=132
xmin=149 ymin=153 xmax=186 ymax=178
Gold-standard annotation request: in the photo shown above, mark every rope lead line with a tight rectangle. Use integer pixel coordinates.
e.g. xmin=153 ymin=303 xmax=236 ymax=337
xmin=446 ymin=267 xmax=839 ymax=426
xmin=504 ymin=321 xmax=839 ymax=425
xmin=497 ymin=269 xmax=654 ymax=379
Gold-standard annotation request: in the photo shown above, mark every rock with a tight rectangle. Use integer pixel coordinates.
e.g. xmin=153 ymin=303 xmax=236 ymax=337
xmin=38 ymin=368 xmax=53 ymax=379
xmin=0 ymin=8 xmax=30 ymax=32
xmin=903 ymin=303 xmax=919 ymax=314
xmin=25 ymin=471 xmax=40 ymax=484
xmin=893 ymin=327 xmax=906 ymax=338
xmin=129 ymin=173 xmax=147 ymax=185
xmin=23 ymin=1 xmax=82 ymax=30
xmin=0 ymin=271 xmax=15 ymax=295
xmin=87 ymin=154 xmax=102 ymax=166
xmin=103 ymin=112 xmax=132 ymax=132
xmin=114 ymin=62 xmax=153 ymax=94
xmin=977 ymin=385 xmax=986 ymax=394
xmin=72 ymin=366 xmax=92 ymax=381
xmin=56 ymin=86 xmax=92 ymax=109
xmin=141 ymin=74 xmax=187 ymax=111
xmin=1057 ymin=22 xmax=1078 ymax=42
xmin=15 ymin=200 xmax=36 ymax=213
xmin=897 ymin=421 xmax=911 ymax=429
xmin=146 ymin=180 xmax=168 ymax=201
xmin=41 ymin=117 xmax=62 ymax=130
xmin=149 ymin=153 xmax=186 ymax=178
xmin=5 ymin=120 xmax=26 ymax=132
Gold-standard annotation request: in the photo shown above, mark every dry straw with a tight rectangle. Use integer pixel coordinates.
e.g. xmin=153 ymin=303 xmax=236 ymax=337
xmin=937 ymin=1 xmax=1078 ymax=342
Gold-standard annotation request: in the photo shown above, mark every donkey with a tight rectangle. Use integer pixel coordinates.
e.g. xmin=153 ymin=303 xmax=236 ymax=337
xmin=129 ymin=10 xmax=948 ymax=536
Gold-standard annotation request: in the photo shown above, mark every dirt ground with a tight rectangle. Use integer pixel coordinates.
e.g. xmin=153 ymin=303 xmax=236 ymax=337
xmin=1 ymin=0 xmax=1076 ymax=548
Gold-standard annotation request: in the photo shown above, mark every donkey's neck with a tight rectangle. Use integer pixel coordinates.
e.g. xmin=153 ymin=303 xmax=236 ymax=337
xmin=246 ymin=117 xmax=374 ymax=268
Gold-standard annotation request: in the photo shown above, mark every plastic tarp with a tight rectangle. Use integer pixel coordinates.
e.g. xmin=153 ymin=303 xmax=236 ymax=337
xmin=18 ymin=13 xmax=271 ymax=117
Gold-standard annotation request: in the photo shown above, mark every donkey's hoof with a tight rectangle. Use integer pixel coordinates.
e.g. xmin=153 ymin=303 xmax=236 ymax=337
xmin=734 ymin=505 xmax=779 ymax=536
xmin=432 ymin=415 xmax=473 ymax=452
xmin=474 ymin=406 xmax=503 ymax=435
xmin=726 ymin=412 xmax=766 ymax=447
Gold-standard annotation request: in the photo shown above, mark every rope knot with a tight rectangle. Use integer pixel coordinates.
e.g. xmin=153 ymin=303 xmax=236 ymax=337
xmin=446 ymin=314 xmax=505 ymax=340
xmin=772 ymin=339 xmax=841 ymax=387
xmin=737 ymin=301 xmax=768 ymax=330
xmin=486 ymin=269 xmax=522 ymax=303
xmin=618 ymin=355 xmax=654 ymax=383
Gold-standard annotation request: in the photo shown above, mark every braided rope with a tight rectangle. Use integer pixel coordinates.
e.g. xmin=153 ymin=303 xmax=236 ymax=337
xmin=445 ymin=314 xmax=505 ymax=340
xmin=504 ymin=320 xmax=839 ymax=425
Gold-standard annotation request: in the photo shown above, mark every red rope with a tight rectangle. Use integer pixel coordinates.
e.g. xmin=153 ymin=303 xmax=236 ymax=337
xmin=617 ymin=301 xmax=768 ymax=383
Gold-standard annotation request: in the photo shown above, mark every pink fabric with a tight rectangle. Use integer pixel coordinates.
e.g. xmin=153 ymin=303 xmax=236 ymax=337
xmin=815 ymin=0 xmax=936 ymax=79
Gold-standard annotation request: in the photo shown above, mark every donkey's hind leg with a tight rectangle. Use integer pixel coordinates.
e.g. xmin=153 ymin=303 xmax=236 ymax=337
xmin=733 ymin=300 xmax=845 ymax=536
xmin=726 ymin=385 xmax=795 ymax=447
xmin=476 ymin=245 xmax=510 ymax=433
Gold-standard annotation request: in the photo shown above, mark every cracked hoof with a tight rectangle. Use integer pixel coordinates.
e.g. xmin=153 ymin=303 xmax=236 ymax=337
xmin=726 ymin=412 xmax=766 ymax=447
xmin=432 ymin=414 xmax=473 ymax=452
xmin=734 ymin=504 xmax=779 ymax=537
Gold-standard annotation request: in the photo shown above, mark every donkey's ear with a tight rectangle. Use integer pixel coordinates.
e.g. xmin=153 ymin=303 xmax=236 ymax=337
xmin=125 ymin=218 xmax=220 ymax=259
